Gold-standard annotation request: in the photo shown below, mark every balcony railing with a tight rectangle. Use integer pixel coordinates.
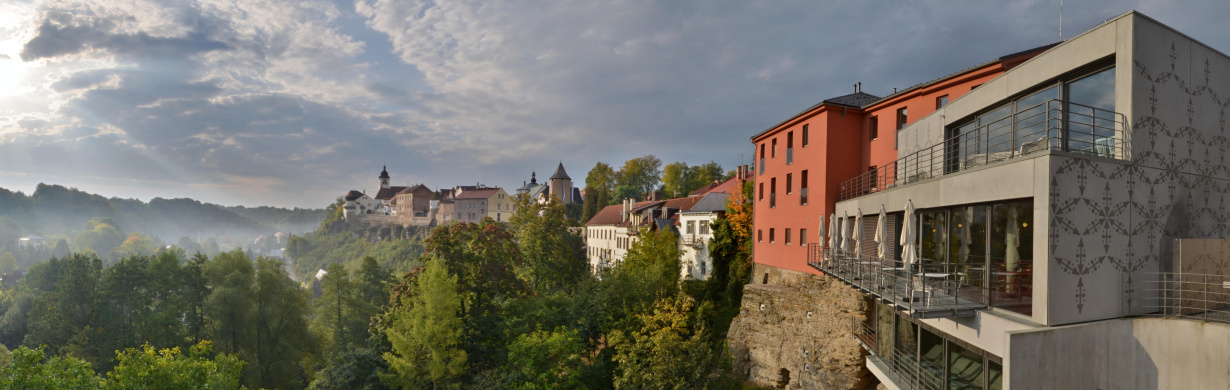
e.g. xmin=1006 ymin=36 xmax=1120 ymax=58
xmin=786 ymin=147 xmax=794 ymax=165
xmin=681 ymin=234 xmax=706 ymax=247
xmin=838 ymin=99 xmax=1127 ymax=201
xmin=1135 ymin=272 xmax=1230 ymax=324
xmin=812 ymin=247 xmax=988 ymax=317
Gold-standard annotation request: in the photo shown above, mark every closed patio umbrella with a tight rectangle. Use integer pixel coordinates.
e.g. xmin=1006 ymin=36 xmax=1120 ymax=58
xmin=828 ymin=213 xmax=838 ymax=249
xmin=853 ymin=208 xmax=863 ymax=257
xmin=841 ymin=212 xmax=852 ymax=252
xmin=874 ymin=205 xmax=888 ymax=261
xmin=817 ymin=215 xmax=826 ymax=247
xmin=900 ymin=200 xmax=918 ymax=269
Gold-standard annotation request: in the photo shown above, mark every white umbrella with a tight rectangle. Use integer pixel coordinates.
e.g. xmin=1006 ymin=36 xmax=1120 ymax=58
xmin=874 ymin=205 xmax=888 ymax=260
xmin=841 ymin=212 xmax=852 ymax=252
xmin=853 ymin=208 xmax=863 ymax=257
xmin=900 ymin=200 xmax=918 ymax=268
xmin=827 ymin=213 xmax=838 ymax=249
xmin=817 ymin=215 xmax=826 ymax=246
xmin=1006 ymin=205 xmax=1020 ymax=272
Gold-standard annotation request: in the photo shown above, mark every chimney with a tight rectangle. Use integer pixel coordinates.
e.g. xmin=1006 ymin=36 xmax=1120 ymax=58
xmin=857 ymin=82 xmax=862 ymax=93
xmin=621 ymin=199 xmax=629 ymax=222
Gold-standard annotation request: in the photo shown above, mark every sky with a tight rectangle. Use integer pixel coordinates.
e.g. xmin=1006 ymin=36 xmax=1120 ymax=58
xmin=0 ymin=0 xmax=1228 ymax=209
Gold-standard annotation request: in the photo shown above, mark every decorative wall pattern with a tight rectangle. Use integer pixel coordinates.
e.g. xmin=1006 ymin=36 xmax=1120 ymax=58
xmin=1048 ymin=22 xmax=1230 ymax=324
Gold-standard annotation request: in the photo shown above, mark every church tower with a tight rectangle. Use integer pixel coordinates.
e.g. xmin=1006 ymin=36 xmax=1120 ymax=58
xmin=549 ymin=162 xmax=572 ymax=203
xmin=378 ymin=165 xmax=391 ymax=189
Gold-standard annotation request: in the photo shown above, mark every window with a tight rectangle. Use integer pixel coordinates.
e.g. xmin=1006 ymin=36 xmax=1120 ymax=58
xmin=869 ymin=116 xmax=879 ymax=140
xmin=687 ymin=220 xmax=695 ymax=234
xmin=758 ymin=230 xmax=763 ymax=242
xmin=785 ymin=228 xmax=792 ymax=245
xmin=769 ymin=228 xmax=775 ymax=243
xmin=786 ymin=173 xmax=792 ymax=194
xmin=936 ymin=95 xmax=949 ymax=108
xmin=772 ymin=138 xmax=778 ymax=157
xmin=800 ymin=229 xmax=807 ymax=245
xmin=760 ymin=143 xmax=765 ymax=159
xmin=759 ymin=183 xmax=764 ymax=201
xmin=786 ymin=132 xmax=794 ymax=164
xmin=797 ymin=169 xmax=806 ymax=206
xmin=802 ymin=124 xmax=809 ymax=146
xmin=896 ymin=107 xmax=908 ymax=130
xmin=700 ymin=220 xmax=710 ymax=235
xmin=770 ymin=178 xmax=776 ymax=208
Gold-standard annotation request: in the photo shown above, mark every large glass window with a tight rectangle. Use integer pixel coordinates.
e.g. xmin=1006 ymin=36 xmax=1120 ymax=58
xmin=948 ymin=342 xmax=985 ymax=390
xmin=949 ymin=205 xmax=988 ymax=303
xmin=1013 ymin=86 xmax=1060 ymax=152
xmin=919 ymin=328 xmax=945 ymax=390
xmin=990 ymin=201 xmax=1033 ymax=315
xmin=893 ymin=312 xmax=918 ymax=374
xmin=920 ymin=211 xmax=948 ymax=266
xmin=1067 ymin=67 xmax=1117 ymax=156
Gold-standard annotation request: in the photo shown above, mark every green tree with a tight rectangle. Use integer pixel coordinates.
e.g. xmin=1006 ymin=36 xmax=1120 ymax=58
xmin=504 ymin=327 xmax=586 ymax=390
xmin=308 ymin=346 xmax=390 ymax=390
xmin=102 ymin=341 xmax=245 ymax=390
xmin=0 ymin=346 xmax=101 ymax=390
xmin=250 ymin=256 xmax=314 ymax=389
xmin=0 ymin=252 xmax=15 ymax=274
xmin=74 ymin=219 xmax=124 ymax=260
xmin=580 ymin=187 xmax=599 ymax=223
xmin=616 ymin=155 xmax=663 ymax=198
xmin=584 ymin=162 xmax=617 ymax=197
xmin=313 ymin=263 xmax=368 ymax=355
xmin=356 ymin=256 xmax=394 ymax=320
xmin=202 ymin=250 xmax=255 ymax=358
xmin=22 ymin=253 xmax=103 ymax=362
xmin=661 ymin=161 xmax=691 ymax=198
xmin=611 ymin=185 xmax=640 ymax=204
xmin=687 ymin=161 xmax=726 ymax=193
xmin=508 ymin=196 xmax=588 ymax=294
xmin=610 ymin=297 xmax=720 ymax=390
xmin=383 ymin=257 xmax=467 ymax=389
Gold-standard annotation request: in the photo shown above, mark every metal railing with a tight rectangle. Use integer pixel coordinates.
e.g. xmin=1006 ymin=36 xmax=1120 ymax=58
xmin=1135 ymin=272 xmax=1230 ymax=324
xmin=680 ymin=234 xmax=707 ymax=247
xmin=838 ymin=99 xmax=1127 ymax=201
xmin=852 ymin=316 xmax=877 ymax=352
xmin=813 ymin=248 xmax=991 ymax=316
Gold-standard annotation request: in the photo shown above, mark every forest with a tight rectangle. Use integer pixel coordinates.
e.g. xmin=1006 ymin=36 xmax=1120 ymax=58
xmin=0 ymin=175 xmax=756 ymax=389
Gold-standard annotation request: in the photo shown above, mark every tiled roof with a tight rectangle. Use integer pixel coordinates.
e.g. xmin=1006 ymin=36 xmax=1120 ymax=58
xmin=455 ymin=188 xmax=501 ymax=199
xmin=344 ymin=190 xmax=365 ymax=201
xmin=374 ymin=186 xmax=408 ymax=200
xmin=822 ymin=92 xmax=883 ymax=107
xmin=396 ymin=184 xmax=431 ymax=195
xmin=586 ymin=204 xmax=625 ymax=225
xmin=550 ymin=163 xmax=571 ymax=180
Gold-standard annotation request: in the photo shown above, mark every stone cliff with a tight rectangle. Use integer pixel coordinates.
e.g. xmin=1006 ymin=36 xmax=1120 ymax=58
xmin=727 ymin=266 xmax=875 ymax=389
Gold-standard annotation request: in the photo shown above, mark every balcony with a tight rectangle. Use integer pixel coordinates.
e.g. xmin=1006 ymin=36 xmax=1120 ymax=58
xmin=681 ymin=234 xmax=706 ymax=248
xmin=810 ymin=244 xmax=989 ymax=318
xmin=838 ymin=99 xmax=1127 ymax=201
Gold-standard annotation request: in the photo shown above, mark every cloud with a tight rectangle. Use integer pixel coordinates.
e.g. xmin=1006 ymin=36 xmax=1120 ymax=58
xmin=1 ymin=0 xmax=1230 ymax=208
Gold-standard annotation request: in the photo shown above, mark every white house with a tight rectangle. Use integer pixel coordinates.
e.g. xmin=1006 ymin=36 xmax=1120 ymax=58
xmin=18 ymin=235 xmax=45 ymax=250
xmin=679 ymin=192 xmax=730 ymax=280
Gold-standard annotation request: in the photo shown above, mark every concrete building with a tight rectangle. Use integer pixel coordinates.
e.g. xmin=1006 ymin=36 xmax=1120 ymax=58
xmin=679 ymin=192 xmax=730 ymax=280
xmin=393 ymin=184 xmax=435 ymax=225
xmin=341 ymin=190 xmax=378 ymax=219
xmin=807 ymin=12 xmax=1230 ymax=390
xmin=584 ymin=196 xmax=704 ymax=273
xmin=453 ymin=186 xmax=514 ymax=223
xmin=17 ymin=235 xmax=45 ymax=251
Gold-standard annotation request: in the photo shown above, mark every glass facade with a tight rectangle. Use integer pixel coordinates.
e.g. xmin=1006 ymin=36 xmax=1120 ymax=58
xmin=880 ymin=301 xmax=1004 ymax=390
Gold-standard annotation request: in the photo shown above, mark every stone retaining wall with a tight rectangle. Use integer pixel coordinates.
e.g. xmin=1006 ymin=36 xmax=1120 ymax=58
xmin=727 ymin=265 xmax=876 ymax=389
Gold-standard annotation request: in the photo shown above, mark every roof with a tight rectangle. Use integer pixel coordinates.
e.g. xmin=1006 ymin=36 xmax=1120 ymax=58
xmin=586 ymin=204 xmax=625 ymax=226
xmin=750 ymin=42 xmax=1058 ymax=141
xmin=374 ymin=186 xmax=408 ymax=201
xmin=396 ymin=184 xmax=432 ymax=195
xmin=378 ymin=166 xmax=390 ymax=179
xmin=344 ymin=190 xmax=366 ymax=201
xmin=688 ymin=192 xmax=731 ymax=213
xmin=455 ymin=188 xmax=501 ymax=200
xmin=550 ymin=163 xmax=571 ymax=180
xmin=822 ymin=91 xmax=883 ymax=107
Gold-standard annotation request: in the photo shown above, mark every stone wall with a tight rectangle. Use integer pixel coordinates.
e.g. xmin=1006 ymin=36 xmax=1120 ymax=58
xmin=727 ymin=265 xmax=876 ymax=389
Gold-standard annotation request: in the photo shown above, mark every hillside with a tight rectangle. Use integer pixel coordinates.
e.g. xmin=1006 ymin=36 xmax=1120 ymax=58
xmin=0 ymin=183 xmax=325 ymax=255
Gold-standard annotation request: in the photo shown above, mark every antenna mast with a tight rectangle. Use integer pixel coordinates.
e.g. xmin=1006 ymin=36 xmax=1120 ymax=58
xmin=1059 ymin=0 xmax=1064 ymax=40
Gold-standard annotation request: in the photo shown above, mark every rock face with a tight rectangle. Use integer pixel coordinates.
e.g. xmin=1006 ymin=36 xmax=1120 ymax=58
xmin=727 ymin=267 xmax=875 ymax=389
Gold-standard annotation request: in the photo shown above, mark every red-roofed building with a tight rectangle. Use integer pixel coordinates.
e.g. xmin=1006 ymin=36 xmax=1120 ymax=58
xmin=452 ymin=185 xmax=514 ymax=223
xmin=584 ymin=195 xmax=706 ymax=272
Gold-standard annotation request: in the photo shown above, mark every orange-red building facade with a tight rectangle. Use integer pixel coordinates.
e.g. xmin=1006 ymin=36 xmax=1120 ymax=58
xmin=750 ymin=49 xmax=1048 ymax=275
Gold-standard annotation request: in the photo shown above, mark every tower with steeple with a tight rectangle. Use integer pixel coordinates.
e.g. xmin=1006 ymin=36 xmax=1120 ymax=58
xmin=378 ymin=165 xmax=391 ymax=189
xmin=549 ymin=162 xmax=573 ymax=203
